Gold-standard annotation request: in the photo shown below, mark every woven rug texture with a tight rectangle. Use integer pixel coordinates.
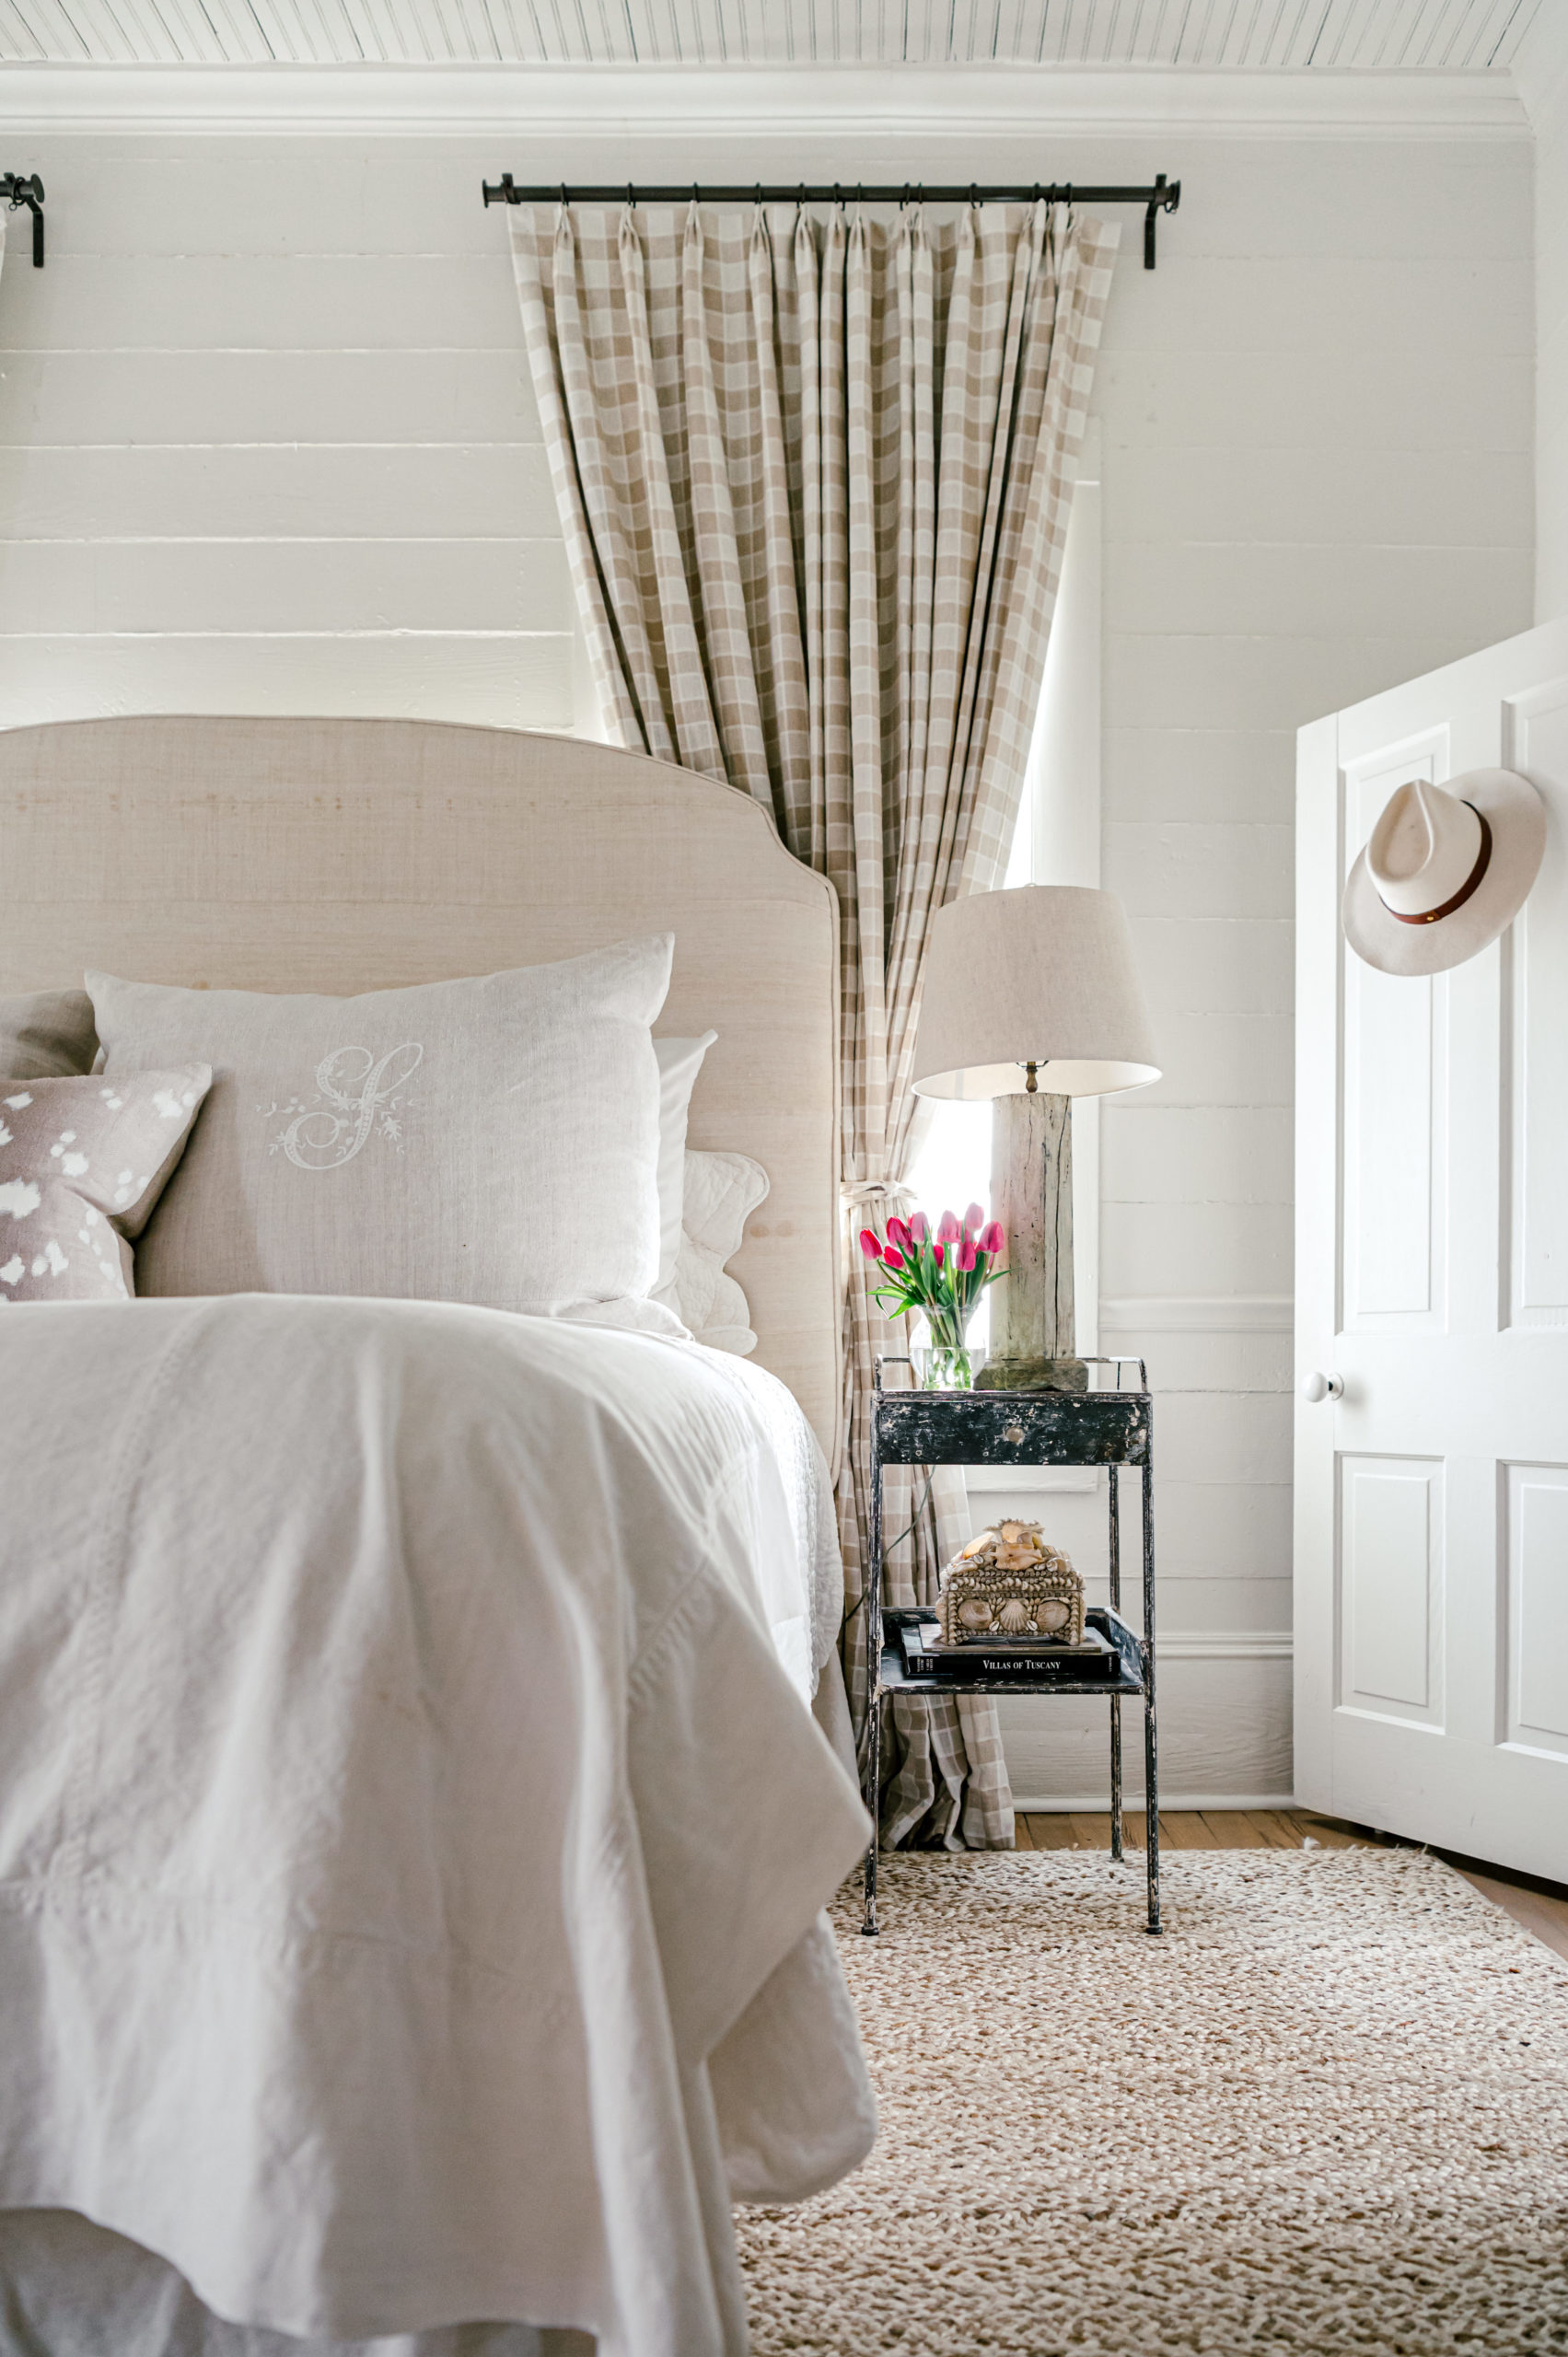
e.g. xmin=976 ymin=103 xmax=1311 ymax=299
xmin=736 ymin=1850 xmax=1568 ymax=2355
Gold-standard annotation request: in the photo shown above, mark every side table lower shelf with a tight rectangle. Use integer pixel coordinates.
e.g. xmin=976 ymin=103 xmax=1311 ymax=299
xmin=879 ymin=1604 xmax=1144 ymax=1699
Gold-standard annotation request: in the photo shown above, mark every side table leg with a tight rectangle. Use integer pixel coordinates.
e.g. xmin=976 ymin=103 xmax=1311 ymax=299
xmin=862 ymin=1448 xmax=884 ymax=1937
xmin=862 ymin=1690 xmax=881 ymax=1936
xmin=1142 ymin=1449 xmax=1162 ymax=1935
xmin=1143 ymin=1686 xmax=1161 ymax=1934
xmin=1109 ymin=1463 xmax=1122 ymax=1862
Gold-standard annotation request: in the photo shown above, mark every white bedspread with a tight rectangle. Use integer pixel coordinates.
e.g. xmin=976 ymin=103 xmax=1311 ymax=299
xmin=0 ymin=1295 xmax=875 ymax=2356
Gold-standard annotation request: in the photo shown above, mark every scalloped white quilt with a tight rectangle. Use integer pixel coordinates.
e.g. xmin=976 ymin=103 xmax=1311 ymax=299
xmin=0 ymin=1295 xmax=874 ymax=2357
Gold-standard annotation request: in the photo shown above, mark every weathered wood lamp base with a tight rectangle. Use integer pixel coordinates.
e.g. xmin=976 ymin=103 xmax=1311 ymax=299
xmin=975 ymin=1078 xmax=1089 ymax=1391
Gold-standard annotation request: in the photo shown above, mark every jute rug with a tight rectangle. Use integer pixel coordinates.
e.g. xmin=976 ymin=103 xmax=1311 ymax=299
xmin=737 ymin=1851 xmax=1568 ymax=2355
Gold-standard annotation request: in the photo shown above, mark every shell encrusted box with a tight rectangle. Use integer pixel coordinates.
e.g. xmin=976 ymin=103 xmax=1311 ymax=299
xmin=937 ymin=1519 xmax=1085 ymax=1645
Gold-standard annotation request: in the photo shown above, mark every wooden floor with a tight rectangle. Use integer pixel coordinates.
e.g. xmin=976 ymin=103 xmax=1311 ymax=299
xmin=1015 ymin=1807 xmax=1568 ymax=1966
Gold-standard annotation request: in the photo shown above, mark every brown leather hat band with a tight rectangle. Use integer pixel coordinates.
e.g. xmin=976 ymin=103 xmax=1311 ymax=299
xmin=1388 ymin=804 xmax=1493 ymax=926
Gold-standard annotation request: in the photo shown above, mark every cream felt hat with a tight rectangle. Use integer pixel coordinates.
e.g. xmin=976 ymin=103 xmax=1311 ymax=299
xmin=1342 ymin=769 xmax=1547 ymax=978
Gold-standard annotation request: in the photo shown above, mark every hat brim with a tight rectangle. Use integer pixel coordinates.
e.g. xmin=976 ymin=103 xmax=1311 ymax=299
xmin=1342 ymin=767 xmax=1547 ymax=977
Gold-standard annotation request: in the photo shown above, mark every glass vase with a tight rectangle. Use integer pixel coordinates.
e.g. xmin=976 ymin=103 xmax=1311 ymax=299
xmin=913 ymin=1335 xmax=985 ymax=1391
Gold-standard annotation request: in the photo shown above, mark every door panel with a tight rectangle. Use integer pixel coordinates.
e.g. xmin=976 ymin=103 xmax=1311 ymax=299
xmin=1297 ymin=617 xmax=1568 ymax=1877
xmin=1341 ymin=747 xmax=1446 ymax=1330
xmin=1504 ymin=1462 xmax=1568 ymax=1757
xmin=1338 ymin=1456 xmax=1442 ymax=1726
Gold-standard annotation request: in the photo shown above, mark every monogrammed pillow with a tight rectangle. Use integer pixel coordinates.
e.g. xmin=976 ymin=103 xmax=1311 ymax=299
xmin=87 ymin=939 xmax=672 ymax=1318
xmin=0 ymin=1069 xmax=212 ymax=1303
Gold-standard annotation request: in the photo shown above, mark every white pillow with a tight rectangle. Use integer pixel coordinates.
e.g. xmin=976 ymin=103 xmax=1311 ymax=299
xmin=658 ymin=1147 xmax=770 ymax=1355
xmin=653 ymin=1032 xmax=717 ymax=1293
xmin=87 ymin=938 xmax=672 ymax=1318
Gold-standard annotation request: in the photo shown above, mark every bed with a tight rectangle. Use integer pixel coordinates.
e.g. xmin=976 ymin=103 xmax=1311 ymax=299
xmin=0 ymin=716 xmax=872 ymax=2357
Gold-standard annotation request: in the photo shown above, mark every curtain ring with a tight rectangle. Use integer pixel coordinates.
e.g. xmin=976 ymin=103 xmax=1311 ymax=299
xmin=969 ymin=182 xmax=980 ymax=207
xmin=796 ymin=181 xmax=807 ymax=209
xmin=754 ymin=181 xmax=763 ymax=207
xmin=900 ymin=181 xmax=910 ymax=208
xmin=625 ymin=182 xmax=634 ymax=208
xmin=559 ymin=182 xmax=568 ymax=207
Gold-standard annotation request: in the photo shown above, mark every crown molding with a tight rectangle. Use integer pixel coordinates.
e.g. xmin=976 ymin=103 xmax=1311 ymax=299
xmin=0 ymin=62 xmax=1530 ymax=140
xmin=1511 ymin=14 xmax=1568 ymax=141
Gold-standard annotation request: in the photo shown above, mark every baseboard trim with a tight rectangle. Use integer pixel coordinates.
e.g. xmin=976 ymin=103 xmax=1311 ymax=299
xmin=1014 ymin=1794 xmax=1297 ymax=1813
xmin=1158 ymin=1630 xmax=1292 ymax=1660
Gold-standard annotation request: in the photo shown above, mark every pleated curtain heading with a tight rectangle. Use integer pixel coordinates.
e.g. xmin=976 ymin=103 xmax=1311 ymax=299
xmin=511 ymin=193 xmax=1119 ymax=1851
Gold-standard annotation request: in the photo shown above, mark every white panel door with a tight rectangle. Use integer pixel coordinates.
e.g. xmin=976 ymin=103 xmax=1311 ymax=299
xmin=1296 ymin=616 xmax=1568 ymax=1877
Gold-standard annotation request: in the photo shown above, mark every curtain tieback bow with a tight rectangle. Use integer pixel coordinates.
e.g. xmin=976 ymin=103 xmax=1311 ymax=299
xmin=841 ymin=1179 xmax=915 ymax=1214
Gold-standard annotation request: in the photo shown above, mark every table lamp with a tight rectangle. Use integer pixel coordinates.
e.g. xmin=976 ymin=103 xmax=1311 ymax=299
xmin=911 ymin=885 xmax=1160 ymax=1392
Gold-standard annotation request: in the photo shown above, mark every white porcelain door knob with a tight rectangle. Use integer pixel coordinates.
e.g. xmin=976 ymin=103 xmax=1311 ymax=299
xmin=1300 ymin=1371 xmax=1344 ymax=1403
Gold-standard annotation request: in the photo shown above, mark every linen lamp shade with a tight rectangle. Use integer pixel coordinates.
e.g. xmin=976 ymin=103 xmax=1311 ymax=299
xmin=911 ymin=886 xmax=1159 ymax=1101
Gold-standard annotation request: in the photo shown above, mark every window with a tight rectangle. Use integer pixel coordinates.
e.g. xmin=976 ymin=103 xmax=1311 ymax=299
xmin=906 ymin=421 xmax=1103 ymax=1354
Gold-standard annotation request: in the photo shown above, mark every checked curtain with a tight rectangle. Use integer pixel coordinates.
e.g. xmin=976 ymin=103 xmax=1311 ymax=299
xmin=510 ymin=194 xmax=1117 ymax=1849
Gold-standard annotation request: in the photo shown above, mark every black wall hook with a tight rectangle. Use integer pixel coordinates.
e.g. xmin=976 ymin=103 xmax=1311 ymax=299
xmin=1144 ymin=172 xmax=1179 ymax=270
xmin=0 ymin=173 xmax=43 ymax=268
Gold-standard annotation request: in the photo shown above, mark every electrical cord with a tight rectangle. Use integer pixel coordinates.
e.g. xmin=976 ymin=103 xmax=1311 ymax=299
xmin=840 ymin=1467 xmax=936 ymax=1638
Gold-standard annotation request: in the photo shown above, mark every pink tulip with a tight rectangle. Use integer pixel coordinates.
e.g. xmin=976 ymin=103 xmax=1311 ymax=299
xmin=958 ymin=1239 xmax=977 ymax=1272
xmin=859 ymin=1228 xmax=884 ymax=1260
xmin=887 ymin=1215 xmax=912 ymax=1250
xmin=909 ymin=1211 xmax=930 ymax=1243
xmin=881 ymin=1244 xmax=905 ymax=1271
xmin=964 ymin=1202 xmax=985 ymax=1237
xmin=980 ymin=1220 xmax=1005 ymax=1255
xmin=932 ymin=1242 xmax=945 ymax=1268
xmin=936 ymin=1209 xmax=961 ymax=1245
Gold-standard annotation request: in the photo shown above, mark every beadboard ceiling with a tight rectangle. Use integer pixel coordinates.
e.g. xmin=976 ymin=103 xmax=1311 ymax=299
xmin=0 ymin=0 xmax=1545 ymax=70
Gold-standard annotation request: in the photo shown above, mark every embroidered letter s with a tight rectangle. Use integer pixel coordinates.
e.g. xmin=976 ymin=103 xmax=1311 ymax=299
xmin=277 ymin=1042 xmax=424 ymax=1170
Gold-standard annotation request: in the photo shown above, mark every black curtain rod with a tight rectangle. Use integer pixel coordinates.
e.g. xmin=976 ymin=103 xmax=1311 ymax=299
xmin=483 ymin=172 xmax=1179 ymax=268
xmin=0 ymin=173 xmax=44 ymax=269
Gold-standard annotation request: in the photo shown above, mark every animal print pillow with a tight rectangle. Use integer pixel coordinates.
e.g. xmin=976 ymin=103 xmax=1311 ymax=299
xmin=0 ymin=1068 xmax=212 ymax=1303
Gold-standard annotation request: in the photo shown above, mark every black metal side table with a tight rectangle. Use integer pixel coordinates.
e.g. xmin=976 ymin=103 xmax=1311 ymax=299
xmin=862 ymin=1357 xmax=1161 ymax=1937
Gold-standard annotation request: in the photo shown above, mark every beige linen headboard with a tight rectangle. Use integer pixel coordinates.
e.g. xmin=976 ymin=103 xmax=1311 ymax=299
xmin=0 ymin=715 xmax=842 ymax=1458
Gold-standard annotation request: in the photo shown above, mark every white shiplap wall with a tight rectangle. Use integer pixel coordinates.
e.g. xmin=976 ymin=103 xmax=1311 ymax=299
xmin=1517 ymin=13 xmax=1568 ymax=618
xmin=0 ymin=145 xmax=574 ymax=731
xmin=0 ymin=110 xmax=1535 ymax=1802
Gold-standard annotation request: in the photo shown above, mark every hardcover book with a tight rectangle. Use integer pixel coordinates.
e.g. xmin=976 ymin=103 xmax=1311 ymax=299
xmin=895 ymin=1618 xmax=1121 ymax=1683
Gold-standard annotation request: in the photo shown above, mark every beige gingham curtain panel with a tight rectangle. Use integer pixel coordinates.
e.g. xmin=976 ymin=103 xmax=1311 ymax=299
xmin=511 ymin=197 xmax=1118 ymax=1851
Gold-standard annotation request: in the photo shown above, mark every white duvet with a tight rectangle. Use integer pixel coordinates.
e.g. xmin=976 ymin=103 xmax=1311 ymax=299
xmin=0 ymin=1295 xmax=875 ymax=2356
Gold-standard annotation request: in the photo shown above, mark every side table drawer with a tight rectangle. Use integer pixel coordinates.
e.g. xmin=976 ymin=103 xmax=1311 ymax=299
xmin=873 ymin=1388 xmax=1150 ymax=1469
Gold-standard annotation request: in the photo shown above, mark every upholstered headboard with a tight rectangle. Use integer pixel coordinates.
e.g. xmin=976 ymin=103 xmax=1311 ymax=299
xmin=0 ymin=715 xmax=842 ymax=1458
